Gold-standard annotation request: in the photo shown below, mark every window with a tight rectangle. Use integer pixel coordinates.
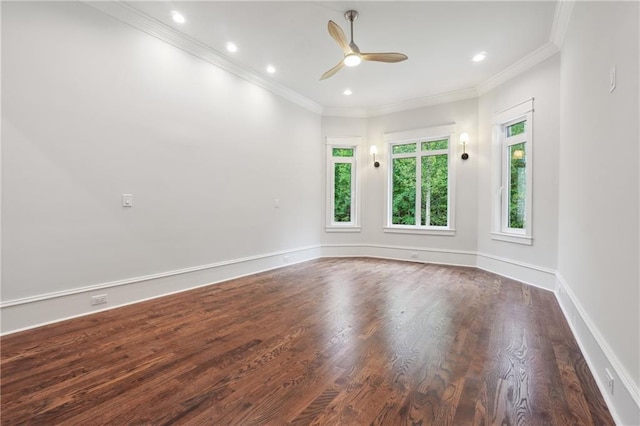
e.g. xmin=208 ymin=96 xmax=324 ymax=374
xmin=326 ymin=137 xmax=360 ymax=232
xmin=384 ymin=124 xmax=456 ymax=235
xmin=492 ymin=99 xmax=533 ymax=245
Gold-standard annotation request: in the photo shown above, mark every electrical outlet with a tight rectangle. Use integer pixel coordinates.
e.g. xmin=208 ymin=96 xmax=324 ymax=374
xmin=283 ymin=255 xmax=290 ymax=263
xmin=91 ymin=294 xmax=107 ymax=306
xmin=609 ymin=66 xmax=616 ymax=93
xmin=410 ymin=252 xmax=418 ymax=259
xmin=605 ymin=368 xmax=614 ymax=395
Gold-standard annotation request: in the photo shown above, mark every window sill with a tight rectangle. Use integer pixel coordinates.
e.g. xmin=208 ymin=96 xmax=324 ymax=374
xmin=325 ymin=226 xmax=361 ymax=233
xmin=384 ymin=227 xmax=455 ymax=236
xmin=491 ymin=232 xmax=532 ymax=245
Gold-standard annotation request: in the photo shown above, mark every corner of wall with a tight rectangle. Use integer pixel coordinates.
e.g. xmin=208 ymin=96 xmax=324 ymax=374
xmin=555 ymin=273 xmax=640 ymax=425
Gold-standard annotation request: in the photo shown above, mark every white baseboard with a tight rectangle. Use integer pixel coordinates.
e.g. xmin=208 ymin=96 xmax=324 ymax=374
xmin=0 ymin=243 xmax=552 ymax=335
xmin=555 ymin=273 xmax=640 ymax=425
xmin=476 ymin=252 xmax=556 ymax=291
xmin=0 ymin=245 xmax=322 ymax=335
xmin=322 ymin=244 xmax=555 ymax=290
xmin=2 ymin=242 xmax=636 ymax=424
xmin=321 ymin=243 xmax=476 ymax=267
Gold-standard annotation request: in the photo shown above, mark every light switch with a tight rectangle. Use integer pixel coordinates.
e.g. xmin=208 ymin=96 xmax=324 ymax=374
xmin=122 ymin=194 xmax=133 ymax=207
xmin=274 ymin=198 xmax=280 ymax=208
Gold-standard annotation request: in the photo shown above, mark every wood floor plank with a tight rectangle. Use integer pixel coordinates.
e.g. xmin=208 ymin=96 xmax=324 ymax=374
xmin=0 ymin=258 xmax=614 ymax=425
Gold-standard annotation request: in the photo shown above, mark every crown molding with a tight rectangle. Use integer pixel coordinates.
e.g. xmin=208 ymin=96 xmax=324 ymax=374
xmin=476 ymin=42 xmax=559 ymax=96
xmin=326 ymin=40 xmax=559 ymax=117
xmin=368 ymin=88 xmax=479 ymax=117
xmin=323 ymin=88 xmax=478 ymax=118
xmin=322 ymin=107 xmax=370 ymax=119
xmin=550 ymin=0 xmax=575 ymax=48
xmin=84 ymin=1 xmax=563 ymax=119
xmin=83 ymin=1 xmax=323 ymax=115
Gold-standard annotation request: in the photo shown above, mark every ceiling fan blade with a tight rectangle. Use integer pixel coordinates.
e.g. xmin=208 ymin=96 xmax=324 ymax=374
xmin=328 ymin=20 xmax=351 ymax=55
xmin=320 ymin=60 xmax=345 ymax=80
xmin=361 ymin=52 xmax=408 ymax=63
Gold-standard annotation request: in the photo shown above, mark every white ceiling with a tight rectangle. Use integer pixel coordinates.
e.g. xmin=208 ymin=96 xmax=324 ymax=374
xmin=122 ymin=1 xmax=559 ymax=113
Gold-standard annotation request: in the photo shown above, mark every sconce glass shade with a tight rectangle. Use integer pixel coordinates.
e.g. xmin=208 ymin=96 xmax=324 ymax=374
xmin=512 ymin=149 xmax=525 ymax=160
xmin=370 ymin=146 xmax=380 ymax=167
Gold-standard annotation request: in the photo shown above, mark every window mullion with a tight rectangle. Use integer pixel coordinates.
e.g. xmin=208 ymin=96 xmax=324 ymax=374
xmin=502 ymin=148 xmax=509 ymax=232
xmin=415 ymin=153 xmax=422 ymax=226
xmin=330 ymin=159 xmax=337 ymax=225
xmin=391 ymin=152 xmax=416 ymax=159
xmin=350 ymin=157 xmax=356 ymax=225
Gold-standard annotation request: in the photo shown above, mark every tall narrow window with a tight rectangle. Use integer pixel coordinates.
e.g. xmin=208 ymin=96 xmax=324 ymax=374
xmin=326 ymin=138 xmax=360 ymax=232
xmin=333 ymin=148 xmax=353 ymax=223
xmin=492 ymin=99 xmax=533 ymax=245
xmin=384 ymin=125 xmax=456 ymax=235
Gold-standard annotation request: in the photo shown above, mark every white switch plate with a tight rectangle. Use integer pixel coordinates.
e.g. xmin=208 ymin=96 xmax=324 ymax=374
xmin=274 ymin=198 xmax=280 ymax=208
xmin=122 ymin=194 xmax=133 ymax=207
xmin=609 ymin=66 xmax=616 ymax=93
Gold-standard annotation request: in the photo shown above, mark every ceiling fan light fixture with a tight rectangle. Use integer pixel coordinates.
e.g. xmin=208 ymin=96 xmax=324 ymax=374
xmin=344 ymin=53 xmax=361 ymax=67
xmin=320 ymin=10 xmax=407 ymax=80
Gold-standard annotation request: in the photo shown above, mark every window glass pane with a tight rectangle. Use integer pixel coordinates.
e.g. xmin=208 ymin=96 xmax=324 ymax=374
xmin=392 ymin=143 xmax=416 ymax=154
xmin=334 ymin=163 xmax=352 ymax=222
xmin=421 ymin=155 xmax=448 ymax=226
xmin=332 ymin=148 xmax=354 ymax=157
xmin=509 ymin=143 xmax=526 ymax=229
xmin=421 ymin=139 xmax=448 ymax=151
xmin=392 ymin=157 xmax=416 ymax=225
xmin=506 ymin=121 xmax=526 ymax=137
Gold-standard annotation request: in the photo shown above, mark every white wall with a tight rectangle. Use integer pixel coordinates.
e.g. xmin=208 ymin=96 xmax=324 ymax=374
xmin=476 ymin=54 xmax=560 ymax=275
xmin=322 ymin=59 xmax=560 ymax=286
xmin=321 ymin=45 xmax=639 ymax=420
xmin=2 ymin=2 xmax=638 ymax=420
xmin=557 ymin=1 xmax=639 ymax=423
xmin=1 ymin=2 xmax=322 ymax=328
xmin=322 ymin=99 xmax=479 ymax=264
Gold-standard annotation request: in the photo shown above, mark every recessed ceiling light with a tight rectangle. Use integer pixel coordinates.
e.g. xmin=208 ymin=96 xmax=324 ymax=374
xmin=344 ymin=89 xmax=353 ymax=96
xmin=472 ymin=51 xmax=487 ymax=62
xmin=266 ymin=65 xmax=276 ymax=74
xmin=226 ymin=42 xmax=238 ymax=53
xmin=170 ymin=11 xmax=185 ymax=24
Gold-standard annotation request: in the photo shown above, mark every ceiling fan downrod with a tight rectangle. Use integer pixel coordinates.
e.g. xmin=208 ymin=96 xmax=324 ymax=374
xmin=344 ymin=10 xmax=358 ymax=44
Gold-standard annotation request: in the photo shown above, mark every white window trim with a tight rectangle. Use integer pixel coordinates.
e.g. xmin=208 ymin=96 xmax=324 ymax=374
xmin=491 ymin=99 xmax=534 ymax=245
xmin=383 ymin=124 xmax=457 ymax=236
xmin=325 ymin=137 xmax=361 ymax=233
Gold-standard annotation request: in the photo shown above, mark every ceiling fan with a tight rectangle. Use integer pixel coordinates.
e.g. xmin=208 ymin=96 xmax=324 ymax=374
xmin=320 ymin=10 xmax=408 ymax=80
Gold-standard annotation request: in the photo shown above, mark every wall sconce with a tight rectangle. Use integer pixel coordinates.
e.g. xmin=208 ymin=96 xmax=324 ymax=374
xmin=512 ymin=149 xmax=524 ymax=160
xmin=370 ymin=146 xmax=380 ymax=167
xmin=460 ymin=133 xmax=470 ymax=160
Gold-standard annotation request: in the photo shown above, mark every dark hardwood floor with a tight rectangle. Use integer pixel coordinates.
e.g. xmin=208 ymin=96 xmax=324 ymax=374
xmin=1 ymin=258 xmax=613 ymax=425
